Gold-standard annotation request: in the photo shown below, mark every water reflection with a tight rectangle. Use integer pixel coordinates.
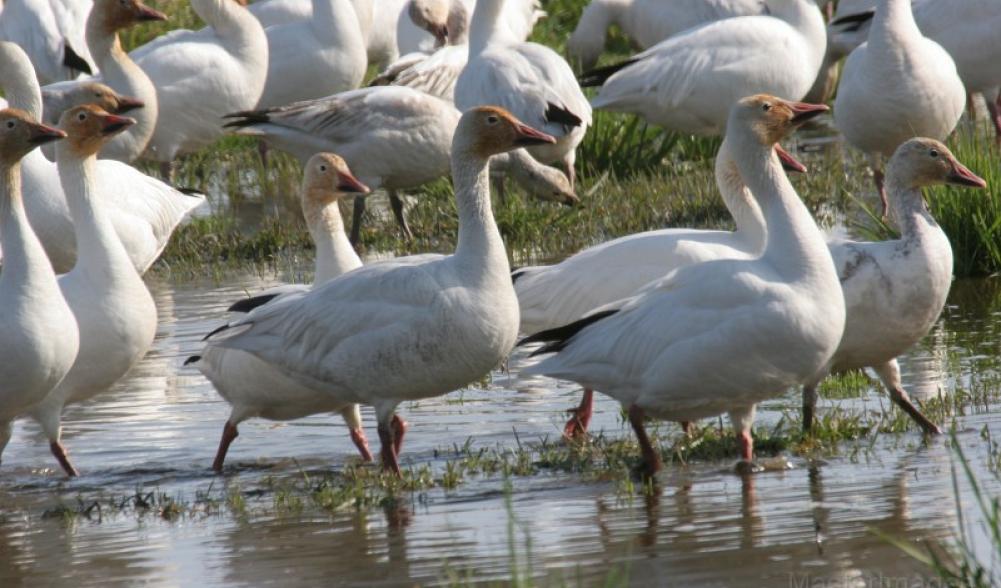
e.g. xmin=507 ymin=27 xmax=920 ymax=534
xmin=0 ymin=269 xmax=999 ymax=585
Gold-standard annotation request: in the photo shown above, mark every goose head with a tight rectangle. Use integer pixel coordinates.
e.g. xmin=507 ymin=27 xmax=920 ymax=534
xmin=455 ymin=106 xmax=556 ymax=160
xmin=408 ymin=0 xmax=452 ymax=46
xmin=0 ymin=108 xmax=66 ymax=164
xmin=93 ymin=0 xmax=167 ymax=34
xmin=301 ymin=153 xmax=370 ymax=212
xmin=732 ymin=94 xmax=828 ymax=147
xmin=52 ymin=82 xmax=145 ymax=116
xmin=887 ymin=138 xmax=987 ymax=191
xmin=519 ymin=162 xmax=578 ymax=206
xmin=59 ymin=104 xmax=136 ymax=158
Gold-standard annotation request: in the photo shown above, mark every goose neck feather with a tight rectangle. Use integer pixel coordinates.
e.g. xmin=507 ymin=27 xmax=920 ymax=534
xmin=731 ymin=129 xmax=833 ymax=285
xmin=451 ymin=149 xmax=507 ymax=280
xmin=302 ymin=192 xmax=361 ymax=284
xmin=871 ymin=0 xmax=921 ymax=50
xmin=715 ymin=137 xmax=766 ymax=253
xmin=55 ymin=147 xmax=135 ymax=276
xmin=0 ymin=43 xmax=43 ymax=121
xmin=0 ymin=162 xmax=49 ymax=286
xmin=469 ymin=0 xmax=518 ymax=55
xmin=885 ymin=172 xmax=943 ymax=243
xmin=194 ymin=0 xmax=261 ymax=40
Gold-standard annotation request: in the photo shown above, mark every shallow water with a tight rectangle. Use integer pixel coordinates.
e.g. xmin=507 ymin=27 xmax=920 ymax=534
xmin=1 ymin=265 xmax=1000 ymax=586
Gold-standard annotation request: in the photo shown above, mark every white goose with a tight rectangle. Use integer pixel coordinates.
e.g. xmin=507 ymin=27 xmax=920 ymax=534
xmin=567 ymin=0 xmax=769 ymax=71
xmin=581 ymin=0 xmax=826 ymax=137
xmin=0 ymin=42 xmax=205 ymax=274
xmin=40 ymin=80 xmax=144 ymax=160
xmin=131 ymin=0 xmax=268 ymax=170
xmin=514 ymin=143 xmax=807 ymax=438
xmin=224 ymin=85 xmax=575 ymax=243
xmin=396 ymin=0 xmax=541 ymax=55
xmin=521 ymin=96 xmax=845 ymax=474
xmin=0 ymin=0 xmax=94 ymax=84
xmin=40 ymin=0 xmax=167 ymax=163
xmin=801 ymin=138 xmax=986 ymax=435
xmin=200 ymin=106 xmax=554 ymax=474
xmin=833 ymin=0 xmax=965 ymax=215
xmin=26 ymin=104 xmax=157 ymax=476
xmin=0 ymin=108 xmax=78 ymax=466
xmin=455 ymin=0 xmax=591 ymax=188
xmin=258 ymin=0 xmax=367 ymax=109
xmin=830 ymin=0 xmax=1001 ymax=142
xmin=186 ymin=153 xmax=374 ymax=470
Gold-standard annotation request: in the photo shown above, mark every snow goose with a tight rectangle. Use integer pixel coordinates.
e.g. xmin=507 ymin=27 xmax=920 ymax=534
xmin=39 ymin=80 xmax=144 ymax=160
xmin=514 ymin=143 xmax=807 ymax=438
xmin=0 ymin=42 xmax=205 ymax=273
xmin=41 ymin=0 xmax=167 ymax=162
xmin=567 ymin=0 xmax=769 ymax=71
xmin=26 ymin=105 xmax=157 ymax=476
xmin=802 ymin=138 xmax=985 ymax=435
xmin=833 ymin=0 xmax=965 ymax=214
xmin=581 ymin=0 xmax=826 ymax=137
xmin=226 ymin=86 xmax=459 ymax=242
xmin=200 ymin=106 xmax=554 ymax=475
xmin=521 ymin=95 xmax=844 ymax=474
xmin=255 ymin=0 xmax=367 ymax=109
xmin=0 ymin=108 xmax=78 ymax=465
xmin=187 ymin=153 xmax=374 ymax=470
xmin=455 ymin=0 xmax=590 ymax=188
xmin=225 ymin=86 xmax=576 ymax=241
xmin=0 ymin=0 xmax=94 ymax=84
xmin=132 ymin=0 xmax=269 ymax=171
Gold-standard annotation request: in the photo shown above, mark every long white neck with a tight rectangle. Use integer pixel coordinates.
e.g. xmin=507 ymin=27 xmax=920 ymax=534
xmin=0 ymin=43 xmax=44 ymax=121
xmin=447 ymin=0 xmax=470 ymax=46
xmin=733 ymin=131 xmax=833 ymax=284
xmin=451 ymin=148 xmax=509 ymax=281
xmin=195 ymin=0 xmax=259 ymax=42
xmin=871 ymin=0 xmax=921 ymax=51
xmin=303 ymin=194 xmax=362 ymax=285
xmin=715 ymin=137 xmax=766 ymax=253
xmin=0 ymin=161 xmax=55 ymax=289
xmin=88 ymin=19 xmax=158 ymax=161
xmin=469 ymin=0 xmax=516 ymax=55
xmin=770 ymin=0 xmax=826 ymax=63
xmin=885 ymin=171 xmax=944 ymax=245
xmin=55 ymin=144 xmax=136 ymax=276
xmin=312 ymin=0 xmax=363 ymax=44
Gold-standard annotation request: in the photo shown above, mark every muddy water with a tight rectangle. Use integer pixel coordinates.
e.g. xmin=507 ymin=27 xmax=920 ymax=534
xmin=1 ymin=266 xmax=1000 ymax=586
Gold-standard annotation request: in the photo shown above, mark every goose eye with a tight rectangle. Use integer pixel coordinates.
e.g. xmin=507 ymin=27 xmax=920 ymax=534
xmin=5 ymin=120 xmax=14 ymax=129
xmin=761 ymin=103 xmax=771 ymax=112
xmin=929 ymin=149 xmax=939 ymax=158
xmin=319 ymin=165 xmax=327 ymax=172
xmin=77 ymin=112 xmax=87 ymax=121
xmin=486 ymin=115 xmax=499 ymax=125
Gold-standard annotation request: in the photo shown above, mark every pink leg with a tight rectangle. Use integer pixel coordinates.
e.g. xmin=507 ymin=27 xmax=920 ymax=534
xmin=737 ymin=430 xmax=754 ymax=462
xmin=888 ymin=387 xmax=943 ymax=435
xmin=873 ymin=168 xmax=889 ymax=218
xmin=563 ymin=389 xmax=594 ymax=439
xmin=350 ymin=427 xmax=373 ymax=462
xmin=562 ymin=160 xmax=576 ymax=192
xmin=378 ymin=418 xmax=402 ymax=476
xmin=391 ymin=415 xmax=407 ymax=458
xmin=50 ymin=441 xmax=79 ymax=477
xmin=212 ymin=421 xmax=239 ymax=473
xmin=681 ymin=421 xmax=693 ymax=438
xmin=628 ymin=405 xmax=662 ymax=477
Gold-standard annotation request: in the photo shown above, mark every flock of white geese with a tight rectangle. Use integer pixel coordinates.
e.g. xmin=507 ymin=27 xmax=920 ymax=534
xmin=0 ymin=0 xmax=995 ymax=478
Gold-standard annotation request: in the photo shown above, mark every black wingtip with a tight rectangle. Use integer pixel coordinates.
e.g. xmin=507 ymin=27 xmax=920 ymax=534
xmin=176 ymin=186 xmax=204 ymax=196
xmin=545 ymin=103 xmax=583 ymax=128
xmin=222 ymin=110 xmax=270 ymax=129
xmin=62 ymin=44 xmax=92 ymax=75
xmin=578 ymin=59 xmax=637 ymax=87
xmin=511 ymin=268 xmax=525 ymax=284
xmin=202 ymin=323 xmax=231 ymax=341
xmin=227 ymin=293 xmax=280 ymax=313
xmin=830 ymin=9 xmax=875 ymax=29
xmin=183 ymin=355 xmax=201 ymax=366
xmin=518 ymin=309 xmax=619 ymax=356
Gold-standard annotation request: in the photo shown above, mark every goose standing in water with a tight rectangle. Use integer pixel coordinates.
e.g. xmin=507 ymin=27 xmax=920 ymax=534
xmin=522 ymin=96 xmax=845 ymax=474
xmin=25 ymin=105 xmax=157 ymax=476
xmin=801 ymin=138 xmax=986 ymax=435
xmin=188 ymin=154 xmax=374 ymax=470
xmin=0 ymin=108 xmax=79 ymax=466
xmin=455 ymin=0 xmax=590 ymax=189
xmin=833 ymin=0 xmax=964 ymax=215
xmin=200 ymin=106 xmax=554 ymax=475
